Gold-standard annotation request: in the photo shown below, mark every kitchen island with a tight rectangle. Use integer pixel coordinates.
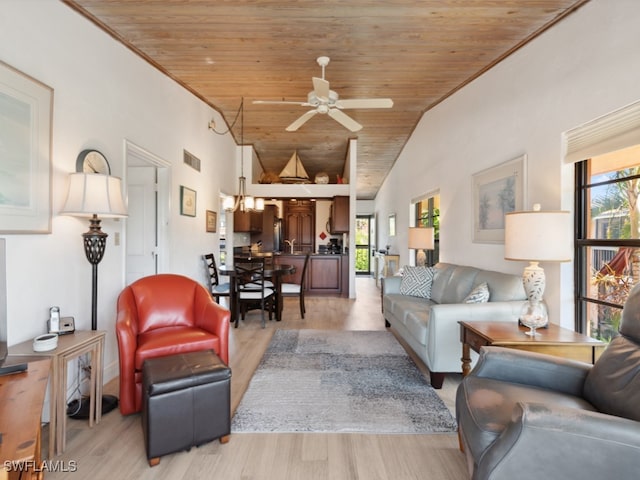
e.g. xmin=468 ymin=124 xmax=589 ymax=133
xmin=274 ymin=253 xmax=349 ymax=297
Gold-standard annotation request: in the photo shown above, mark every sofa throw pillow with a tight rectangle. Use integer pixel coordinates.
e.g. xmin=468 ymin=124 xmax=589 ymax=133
xmin=464 ymin=282 xmax=490 ymax=303
xmin=400 ymin=266 xmax=436 ymax=298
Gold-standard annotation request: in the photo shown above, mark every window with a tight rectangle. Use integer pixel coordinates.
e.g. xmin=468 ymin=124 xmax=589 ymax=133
xmin=575 ymin=145 xmax=640 ymax=340
xmin=355 ymin=215 xmax=372 ymax=274
xmin=413 ymin=193 xmax=440 ymax=266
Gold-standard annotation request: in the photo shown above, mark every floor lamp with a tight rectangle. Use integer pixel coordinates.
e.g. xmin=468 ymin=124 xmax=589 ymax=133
xmin=62 ymin=172 xmax=128 ymax=416
xmin=408 ymin=227 xmax=435 ymax=267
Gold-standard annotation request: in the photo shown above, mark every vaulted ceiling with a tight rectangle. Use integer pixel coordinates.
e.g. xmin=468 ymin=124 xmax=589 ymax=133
xmin=63 ymin=0 xmax=589 ymax=199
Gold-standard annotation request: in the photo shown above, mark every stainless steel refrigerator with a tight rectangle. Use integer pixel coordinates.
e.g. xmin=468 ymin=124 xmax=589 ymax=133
xmin=273 ymin=218 xmax=282 ymax=252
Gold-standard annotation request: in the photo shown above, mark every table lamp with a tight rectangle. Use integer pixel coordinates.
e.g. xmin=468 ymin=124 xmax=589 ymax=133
xmin=504 ymin=204 xmax=571 ymax=303
xmin=408 ymin=227 xmax=435 ymax=267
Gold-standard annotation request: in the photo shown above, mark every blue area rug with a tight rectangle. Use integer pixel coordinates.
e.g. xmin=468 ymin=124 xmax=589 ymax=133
xmin=231 ymin=329 xmax=458 ymax=434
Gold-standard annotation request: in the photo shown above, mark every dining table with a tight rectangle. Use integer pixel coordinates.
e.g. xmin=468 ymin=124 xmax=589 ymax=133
xmin=218 ymin=263 xmax=295 ymax=325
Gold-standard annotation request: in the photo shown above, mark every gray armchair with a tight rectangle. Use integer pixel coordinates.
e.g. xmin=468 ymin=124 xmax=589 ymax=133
xmin=455 ymin=284 xmax=640 ymax=480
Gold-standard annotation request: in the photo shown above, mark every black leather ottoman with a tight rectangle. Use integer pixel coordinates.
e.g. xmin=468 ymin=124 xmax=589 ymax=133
xmin=142 ymin=350 xmax=231 ymax=466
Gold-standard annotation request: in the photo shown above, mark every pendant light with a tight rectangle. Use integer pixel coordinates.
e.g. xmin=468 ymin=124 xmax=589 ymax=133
xmin=221 ymin=98 xmax=264 ymax=213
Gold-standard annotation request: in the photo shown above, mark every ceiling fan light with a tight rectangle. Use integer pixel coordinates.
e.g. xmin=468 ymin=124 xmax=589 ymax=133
xmin=255 ymin=55 xmax=393 ymax=132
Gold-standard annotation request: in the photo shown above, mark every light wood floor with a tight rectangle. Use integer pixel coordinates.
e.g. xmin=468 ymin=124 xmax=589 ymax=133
xmin=46 ymin=277 xmax=468 ymax=480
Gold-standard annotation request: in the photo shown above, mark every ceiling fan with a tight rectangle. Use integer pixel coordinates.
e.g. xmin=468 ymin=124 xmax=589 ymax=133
xmin=253 ymin=56 xmax=393 ymax=132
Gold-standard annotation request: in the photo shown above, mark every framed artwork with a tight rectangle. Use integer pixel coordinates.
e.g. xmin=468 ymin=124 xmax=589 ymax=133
xmin=0 ymin=61 xmax=53 ymax=233
xmin=472 ymin=154 xmax=527 ymax=244
xmin=389 ymin=214 xmax=396 ymax=237
xmin=180 ymin=186 xmax=197 ymax=217
xmin=206 ymin=210 xmax=217 ymax=232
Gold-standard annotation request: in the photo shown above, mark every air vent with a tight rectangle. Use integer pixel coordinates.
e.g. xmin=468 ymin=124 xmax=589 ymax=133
xmin=183 ymin=149 xmax=201 ymax=172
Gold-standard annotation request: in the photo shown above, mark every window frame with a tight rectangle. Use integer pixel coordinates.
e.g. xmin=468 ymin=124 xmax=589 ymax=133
xmin=574 ymin=159 xmax=640 ymax=336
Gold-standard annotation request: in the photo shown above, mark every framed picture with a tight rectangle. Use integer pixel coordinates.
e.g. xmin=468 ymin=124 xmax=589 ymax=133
xmin=206 ymin=210 xmax=217 ymax=232
xmin=0 ymin=61 xmax=53 ymax=233
xmin=472 ymin=154 xmax=527 ymax=243
xmin=180 ymin=186 xmax=197 ymax=217
xmin=389 ymin=214 xmax=396 ymax=237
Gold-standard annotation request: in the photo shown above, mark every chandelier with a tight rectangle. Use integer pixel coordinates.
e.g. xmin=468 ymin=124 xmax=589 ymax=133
xmin=216 ymin=98 xmax=264 ymax=213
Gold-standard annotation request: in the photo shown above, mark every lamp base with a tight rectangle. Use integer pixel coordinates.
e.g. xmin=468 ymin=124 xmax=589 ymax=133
xmin=416 ymin=249 xmax=426 ymax=267
xmin=67 ymin=394 xmax=118 ymax=419
xmin=522 ymin=261 xmax=545 ymax=303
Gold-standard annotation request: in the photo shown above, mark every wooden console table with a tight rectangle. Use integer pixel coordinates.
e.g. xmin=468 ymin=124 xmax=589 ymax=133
xmin=459 ymin=321 xmax=605 ymax=376
xmin=0 ymin=358 xmax=50 ymax=480
xmin=8 ymin=330 xmax=106 ymax=458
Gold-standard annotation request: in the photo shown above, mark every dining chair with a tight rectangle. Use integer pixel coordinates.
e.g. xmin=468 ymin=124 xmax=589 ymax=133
xmin=203 ymin=253 xmax=231 ymax=305
xmin=281 ymin=253 xmax=310 ymax=318
xmin=234 ymin=257 xmax=275 ymax=328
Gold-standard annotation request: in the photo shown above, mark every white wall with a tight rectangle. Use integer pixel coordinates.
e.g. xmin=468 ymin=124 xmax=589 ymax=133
xmin=375 ymin=0 xmax=640 ymax=327
xmin=356 ymin=200 xmax=375 ymax=216
xmin=0 ymin=1 xmax=237 ymax=382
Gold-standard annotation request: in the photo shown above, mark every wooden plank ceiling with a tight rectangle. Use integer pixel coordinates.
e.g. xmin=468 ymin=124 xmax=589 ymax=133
xmin=63 ymin=0 xmax=589 ymax=199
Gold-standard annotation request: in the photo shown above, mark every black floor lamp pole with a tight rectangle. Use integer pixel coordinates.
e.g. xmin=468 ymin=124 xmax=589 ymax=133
xmin=70 ymin=213 xmax=118 ymax=417
xmin=82 ymin=214 xmax=107 ymax=331
xmin=90 ymin=262 xmax=99 ymax=331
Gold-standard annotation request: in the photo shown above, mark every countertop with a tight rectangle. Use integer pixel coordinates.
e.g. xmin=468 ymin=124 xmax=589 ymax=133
xmin=234 ymin=251 xmax=347 ymax=257
xmin=276 ymin=252 xmax=347 ymax=256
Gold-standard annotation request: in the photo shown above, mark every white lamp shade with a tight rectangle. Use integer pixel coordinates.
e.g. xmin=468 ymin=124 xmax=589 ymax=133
xmin=62 ymin=173 xmax=127 ymax=218
xmin=408 ymin=227 xmax=435 ymax=250
xmin=504 ymin=209 xmax=571 ymax=262
xmin=223 ymin=195 xmax=235 ymax=211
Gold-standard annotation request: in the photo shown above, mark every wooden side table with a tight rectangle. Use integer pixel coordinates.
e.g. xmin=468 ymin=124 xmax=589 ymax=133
xmin=459 ymin=321 xmax=605 ymax=376
xmin=8 ymin=330 xmax=106 ymax=458
xmin=0 ymin=358 xmax=50 ymax=480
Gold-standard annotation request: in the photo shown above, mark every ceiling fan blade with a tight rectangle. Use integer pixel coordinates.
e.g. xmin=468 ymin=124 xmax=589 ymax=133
xmin=335 ymin=98 xmax=394 ymax=109
xmin=286 ymin=109 xmax=318 ymax=131
xmin=312 ymin=77 xmax=330 ymax=102
xmin=253 ymin=100 xmax=309 ymax=106
xmin=328 ymin=108 xmax=362 ymax=132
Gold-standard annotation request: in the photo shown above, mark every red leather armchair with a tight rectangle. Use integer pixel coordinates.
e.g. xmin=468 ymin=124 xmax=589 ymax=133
xmin=116 ymin=274 xmax=230 ymax=415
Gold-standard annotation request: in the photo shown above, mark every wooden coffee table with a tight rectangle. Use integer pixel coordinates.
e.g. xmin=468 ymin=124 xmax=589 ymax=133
xmin=459 ymin=320 xmax=605 ymax=376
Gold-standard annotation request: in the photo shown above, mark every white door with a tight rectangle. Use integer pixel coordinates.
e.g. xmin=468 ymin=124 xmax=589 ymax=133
xmin=126 ymin=166 xmax=157 ymax=284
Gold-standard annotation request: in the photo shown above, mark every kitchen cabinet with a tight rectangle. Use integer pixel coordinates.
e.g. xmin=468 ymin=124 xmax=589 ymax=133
xmin=329 ymin=196 xmax=349 ymax=233
xmin=308 ymin=255 xmax=344 ymax=295
xmin=274 ymin=254 xmax=308 ymax=286
xmin=285 ymin=199 xmax=314 ymax=213
xmin=233 ymin=209 xmax=262 ymax=233
xmin=284 ymin=200 xmax=314 ymax=253
xmin=275 ymin=253 xmax=348 ymax=297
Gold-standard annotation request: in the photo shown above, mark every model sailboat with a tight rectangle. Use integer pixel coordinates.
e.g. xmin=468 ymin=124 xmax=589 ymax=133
xmin=279 ymin=151 xmax=311 ymax=183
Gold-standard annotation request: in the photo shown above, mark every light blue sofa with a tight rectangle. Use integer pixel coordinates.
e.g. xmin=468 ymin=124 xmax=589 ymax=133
xmin=382 ymin=263 xmax=527 ymax=388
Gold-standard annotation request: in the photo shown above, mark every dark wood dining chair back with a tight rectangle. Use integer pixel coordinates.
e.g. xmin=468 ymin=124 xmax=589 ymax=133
xmin=233 ymin=257 xmax=274 ymax=328
xmin=281 ymin=253 xmax=311 ymax=318
xmin=203 ymin=253 xmax=230 ymax=304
